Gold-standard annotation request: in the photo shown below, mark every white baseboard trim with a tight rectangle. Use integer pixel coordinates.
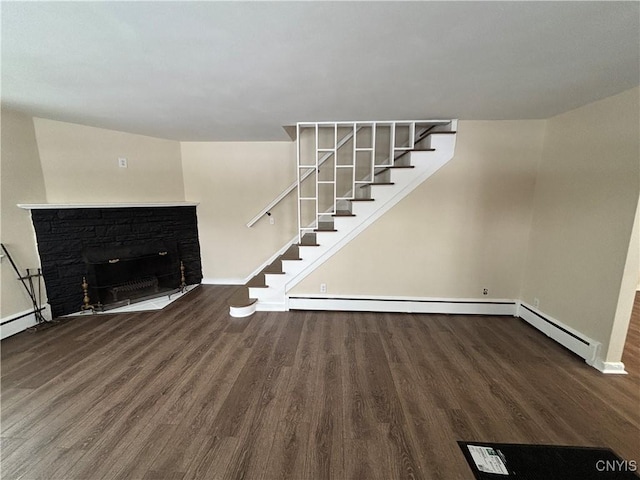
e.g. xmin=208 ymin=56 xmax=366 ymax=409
xmin=591 ymin=360 xmax=628 ymax=375
xmin=1 ymin=305 xmax=52 ymax=340
xmin=256 ymin=302 xmax=287 ymax=312
xmin=202 ymin=277 xmax=245 ymax=285
xmin=516 ymin=302 xmax=618 ymax=372
xmin=287 ymin=295 xmax=517 ymax=315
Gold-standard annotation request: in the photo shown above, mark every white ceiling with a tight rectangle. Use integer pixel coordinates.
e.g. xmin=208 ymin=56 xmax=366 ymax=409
xmin=2 ymin=1 xmax=638 ymax=141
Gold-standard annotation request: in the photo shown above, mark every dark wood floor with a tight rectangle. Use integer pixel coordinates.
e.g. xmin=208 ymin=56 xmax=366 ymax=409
xmin=1 ymin=285 xmax=639 ymax=480
xmin=622 ymin=291 xmax=640 ymax=371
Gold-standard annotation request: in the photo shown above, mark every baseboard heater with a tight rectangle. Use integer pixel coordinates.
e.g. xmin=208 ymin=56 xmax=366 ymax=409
xmin=1 ymin=305 xmax=51 ymax=340
xmin=288 ymin=296 xmax=517 ymax=316
xmin=0 ymin=307 xmax=46 ymax=326
xmin=517 ymin=302 xmax=598 ymax=365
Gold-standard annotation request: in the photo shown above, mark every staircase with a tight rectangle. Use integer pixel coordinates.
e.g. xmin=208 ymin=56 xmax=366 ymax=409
xmin=229 ymin=120 xmax=458 ymax=317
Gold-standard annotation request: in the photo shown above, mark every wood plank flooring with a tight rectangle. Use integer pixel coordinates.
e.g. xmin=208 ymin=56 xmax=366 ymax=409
xmin=622 ymin=290 xmax=640 ymax=369
xmin=1 ymin=285 xmax=639 ymax=479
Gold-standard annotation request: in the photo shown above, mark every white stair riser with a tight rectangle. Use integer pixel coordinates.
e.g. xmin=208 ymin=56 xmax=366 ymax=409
xmin=249 ymin=286 xmax=285 ymax=301
xmin=230 ymin=304 xmax=257 ymax=318
xmin=264 ymin=273 xmax=288 ymax=288
xmin=297 ymin=246 xmax=325 ymax=262
xmin=429 ymin=134 xmax=455 ymax=151
xmin=386 ymin=168 xmax=415 ymax=183
xmin=255 ymin=301 xmax=287 ymax=312
xmin=332 ymin=216 xmax=357 ymax=230
xmin=350 ymin=200 xmax=379 ymax=217
xmin=314 ymin=231 xmax=338 ymax=245
xmin=281 ymin=260 xmax=305 ymax=275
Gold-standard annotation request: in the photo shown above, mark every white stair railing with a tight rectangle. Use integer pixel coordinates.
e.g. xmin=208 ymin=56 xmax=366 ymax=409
xmin=246 ymin=127 xmax=361 ymax=228
xmin=296 ymin=120 xmax=451 ymax=242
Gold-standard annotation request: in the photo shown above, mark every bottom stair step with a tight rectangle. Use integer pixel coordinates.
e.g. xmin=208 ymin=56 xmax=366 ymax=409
xmin=228 ymin=287 xmax=256 ymax=308
xmin=229 ymin=287 xmax=257 ymax=318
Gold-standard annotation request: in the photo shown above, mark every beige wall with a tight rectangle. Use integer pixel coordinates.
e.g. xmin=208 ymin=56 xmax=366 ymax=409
xmin=608 ymin=196 xmax=639 ymax=362
xmin=181 ymin=141 xmax=297 ymax=282
xmin=33 ymin=117 xmax=184 ymax=203
xmin=292 ymin=120 xmax=545 ymax=298
xmin=1 ymin=109 xmax=48 ymax=318
xmin=521 ymin=87 xmax=640 ymax=359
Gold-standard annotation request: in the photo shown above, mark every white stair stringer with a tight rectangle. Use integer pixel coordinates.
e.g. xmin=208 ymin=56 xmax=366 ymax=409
xmin=252 ymin=126 xmax=458 ymax=312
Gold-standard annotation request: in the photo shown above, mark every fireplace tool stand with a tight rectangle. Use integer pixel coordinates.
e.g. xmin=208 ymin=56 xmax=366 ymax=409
xmin=81 ymin=276 xmax=101 ymax=313
xmin=1 ymin=243 xmax=48 ymax=324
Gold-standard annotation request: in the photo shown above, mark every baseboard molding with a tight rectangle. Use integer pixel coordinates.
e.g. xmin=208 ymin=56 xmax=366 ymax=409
xmin=1 ymin=305 xmax=51 ymax=340
xmin=256 ymin=302 xmax=287 ymax=312
xmin=288 ymin=295 xmax=517 ymax=315
xmin=201 ymin=277 xmax=245 ymax=285
xmin=591 ymin=360 xmax=628 ymax=375
xmin=516 ymin=302 xmax=620 ymax=373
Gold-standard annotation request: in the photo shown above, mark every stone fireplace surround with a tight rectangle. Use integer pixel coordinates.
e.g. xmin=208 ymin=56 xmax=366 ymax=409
xmin=20 ymin=203 xmax=203 ymax=318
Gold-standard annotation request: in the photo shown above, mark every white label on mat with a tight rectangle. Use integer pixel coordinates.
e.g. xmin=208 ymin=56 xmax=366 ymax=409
xmin=467 ymin=445 xmax=510 ymax=475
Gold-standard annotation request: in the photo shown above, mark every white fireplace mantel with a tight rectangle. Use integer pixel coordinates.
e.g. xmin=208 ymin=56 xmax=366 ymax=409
xmin=18 ymin=202 xmax=199 ymax=210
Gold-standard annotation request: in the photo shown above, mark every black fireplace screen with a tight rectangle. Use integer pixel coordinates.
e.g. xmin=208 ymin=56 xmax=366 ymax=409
xmin=83 ymin=242 xmax=181 ymax=307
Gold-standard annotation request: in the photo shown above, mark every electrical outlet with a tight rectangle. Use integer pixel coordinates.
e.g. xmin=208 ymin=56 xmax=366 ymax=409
xmin=533 ymin=298 xmax=540 ymax=308
xmin=118 ymin=157 xmax=128 ymax=168
xmin=482 ymin=288 xmax=488 ymax=295
xmin=320 ymin=283 xmax=327 ymax=293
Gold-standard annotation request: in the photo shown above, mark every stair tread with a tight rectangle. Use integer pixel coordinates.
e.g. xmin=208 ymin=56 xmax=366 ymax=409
xmin=394 ymin=148 xmax=436 ymax=162
xmin=260 ymin=258 xmax=283 ymax=273
xmin=228 ymin=288 xmax=257 ymax=308
xmin=333 ymin=210 xmax=355 ymax=217
xmin=280 ymin=245 xmax=301 ymax=260
xmin=262 ymin=267 xmax=284 ymax=275
xmin=359 ymin=182 xmax=394 ymax=188
xmin=375 ymin=165 xmax=414 ymax=173
xmin=374 ymin=165 xmax=415 ymax=176
xmin=246 ymin=275 xmax=267 ymax=288
xmin=300 ymin=233 xmax=318 ymax=246
xmin=316 ymin=221 xmax=335 ymax=231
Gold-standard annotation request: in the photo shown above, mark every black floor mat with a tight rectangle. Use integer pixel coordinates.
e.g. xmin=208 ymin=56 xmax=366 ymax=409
xmin=458 ymin=442 xmax=639 ymax=479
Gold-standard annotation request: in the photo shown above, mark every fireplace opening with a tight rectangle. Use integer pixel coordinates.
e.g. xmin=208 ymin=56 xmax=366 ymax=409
xmin=83 ymin=242 xmax=181 ymax=310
